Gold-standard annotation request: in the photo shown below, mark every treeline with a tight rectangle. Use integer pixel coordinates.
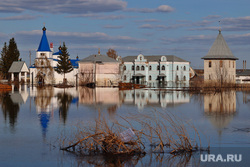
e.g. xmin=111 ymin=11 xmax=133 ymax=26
xmin=0 ymin=38 xmax=20 ymax=79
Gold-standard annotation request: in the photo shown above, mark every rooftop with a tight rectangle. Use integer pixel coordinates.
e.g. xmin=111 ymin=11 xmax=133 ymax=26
xmin=202 ymin=30 xmax=238 ymax=60
xmin=122 ymin=55 xmax=189 ymax=62
xmin=79 ymin=54 xmax=118 ymax=63
xmin=37 ymin=26 xmax=51 ymax=52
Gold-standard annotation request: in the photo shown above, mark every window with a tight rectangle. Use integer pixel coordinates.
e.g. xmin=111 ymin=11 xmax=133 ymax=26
xmin=132 ymin=65 xmax=134 ymax=70
xmin=123 ymin=65 xmax=126 ymax=71
xmin=141 ymin=66 xmax=145 ymax=71
xmin=233 ymin=61 xmax=235 ymax=68
xmin=149 ymin=75 xmax=152 ymax=81
xmin=176 ymin=75 xmax=179 ymax=81
xmin=220 ymin=60 xmax=223 ymax=68
xmin=140 ymin=56 xmax=142 ymax=60
xmin=157 ymin=65 xmax=160 ymax=70
xmin=209 ymin=75 xmax=211 ymax=80
xmin=229 ymin=61 xmax=230 ymax=68
xmin=209 ymin=61 xmax=212 ymax=68
xmin=176 ymin=66 xmax=179 ymax=71
xmin=183 ymin=76 xmax=186 ymax=81
xmin=161 ymin=65 xmax=165 ymax=70
xmin=123 ymin=75 xmax=126 ymax=81
xmin=149 ymin=65 xmax=152 ymax=71
xmin=136 ymin=66 xmax=140 ymax=71
xmin=184 ymin=66 xmax=186 ymax=71
xmin=21 ymin=72 xmax=25 ymax=76
xmin=40 ymin=53 xmax=45 ymax=56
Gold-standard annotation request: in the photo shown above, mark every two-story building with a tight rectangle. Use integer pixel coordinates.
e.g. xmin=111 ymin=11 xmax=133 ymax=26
xmin=121 ymin=54 xmax=190 ymax=87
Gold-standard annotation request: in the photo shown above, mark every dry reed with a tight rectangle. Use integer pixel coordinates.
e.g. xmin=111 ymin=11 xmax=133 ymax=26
xmin=60 ymin=109 xmax=209 ymax=156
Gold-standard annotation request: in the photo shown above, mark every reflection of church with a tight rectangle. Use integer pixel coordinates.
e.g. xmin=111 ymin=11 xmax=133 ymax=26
xmin=30 ymin=87 xmax=78 ymax=138
xmin=203 ymin=91 xmax=237 ymax=134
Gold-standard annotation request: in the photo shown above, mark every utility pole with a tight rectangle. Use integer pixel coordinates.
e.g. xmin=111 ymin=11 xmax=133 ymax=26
xmin=29 ymin=50 xmax=31 ymax=67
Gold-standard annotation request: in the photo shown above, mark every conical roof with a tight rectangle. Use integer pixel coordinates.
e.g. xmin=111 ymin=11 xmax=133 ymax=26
xmin=202 ymin=30 xmax=238 ymax=60
xmin=37 ymin=26 xmax=51 ymax=52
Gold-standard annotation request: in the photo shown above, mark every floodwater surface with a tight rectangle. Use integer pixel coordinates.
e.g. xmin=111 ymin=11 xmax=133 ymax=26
xmin=0 ymin=85 xmax=249 ymax=166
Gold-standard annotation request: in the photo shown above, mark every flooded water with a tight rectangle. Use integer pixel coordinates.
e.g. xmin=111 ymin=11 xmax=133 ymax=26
xmin=0 ymin=85 xmax=249 ymax=166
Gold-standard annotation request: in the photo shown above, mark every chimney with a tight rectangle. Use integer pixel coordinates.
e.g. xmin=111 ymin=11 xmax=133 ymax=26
xmin=98 ymin=48 xmax=100 ymax=55
xmin=245 ymin=60 xmax=247 ymax=70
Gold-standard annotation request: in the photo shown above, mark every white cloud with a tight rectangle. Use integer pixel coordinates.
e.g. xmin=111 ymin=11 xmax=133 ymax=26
xmin=156 ymin=5 xmax=174 ymax=13
xmin=0 ymin=14 xmax=42 ymax=20
xmin=15 ymin=29 xmax=147 ymax=45
xmin=0 ymin=0 xmax=127 ymax=14
xmin=125 ymin=5 xmax=174 ymax=13
xmin=67 ymin=13 xmax=131 ymax=20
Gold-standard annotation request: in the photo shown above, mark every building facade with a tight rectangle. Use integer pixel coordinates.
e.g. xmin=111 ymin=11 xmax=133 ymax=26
xmin=121 ymin=54 xmax=190 ymax=87
xmin=202 ymin=30 xmax=238 ymax=83
xmin=30 ymin=26 xmax=79 ymax=85
xmin=78 ymin=53 xmax=120 ymax=87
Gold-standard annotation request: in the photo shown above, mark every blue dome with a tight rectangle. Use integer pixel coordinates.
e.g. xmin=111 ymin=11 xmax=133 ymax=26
xmin=37 ymin=26 xmax=51 ymax=52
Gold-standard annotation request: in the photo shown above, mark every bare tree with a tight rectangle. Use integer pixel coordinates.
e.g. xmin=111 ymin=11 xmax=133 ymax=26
xmin=35 ymin=56 xmax=54 ymax=85
xmin=106 ymin=48 xmax=118 ymax=60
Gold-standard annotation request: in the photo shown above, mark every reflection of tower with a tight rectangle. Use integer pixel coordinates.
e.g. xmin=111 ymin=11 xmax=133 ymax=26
xmin=38 ymin=111 xmax=51 ymax=139
xmin=204 ymin=91 xmax=237 ymax=135
xmin=31 ymin=87 xmax=55 ymax=139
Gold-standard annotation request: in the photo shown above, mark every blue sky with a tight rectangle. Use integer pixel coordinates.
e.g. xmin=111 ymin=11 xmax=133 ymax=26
xmin=0 ymin=0 xmax=250 ymax=68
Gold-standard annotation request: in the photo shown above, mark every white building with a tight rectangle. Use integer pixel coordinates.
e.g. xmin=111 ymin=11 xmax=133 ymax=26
xmin=122 ymin=54 xmax=190 ymax=87
xmin=8 ymin=61 xmax=29 ymax=83
xmin=30 ymin=26 xmax=79 ymax=85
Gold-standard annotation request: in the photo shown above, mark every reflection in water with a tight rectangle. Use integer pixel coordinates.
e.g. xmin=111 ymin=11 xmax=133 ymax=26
xmin=57 ymin=91 xmax=73 ymax=124
xmin=34 ymin=87 xmax=54 ymax=138
xmin=61 ymin=152 xmax=200 ymax=167
xmin=30 ymin=87 xmax=78 ymax=138
xmin=120 ymin=89 xmax=190 ymax=110
xmin=79 ymin=87 xmax=120 ymax=118
xmin=78 ymin=87 xmax=190 ymax=113
xmin=72 ymin=154 xmax=145 ymax=167
xmin=204 ymin=91 xmax=237 ymax=134
xmin=1 ymin=92 xmax=19 ymax=131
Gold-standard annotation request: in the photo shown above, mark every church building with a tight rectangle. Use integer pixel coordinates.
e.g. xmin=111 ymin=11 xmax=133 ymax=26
xmin=30 ymin=26 xmax=79 ymax=85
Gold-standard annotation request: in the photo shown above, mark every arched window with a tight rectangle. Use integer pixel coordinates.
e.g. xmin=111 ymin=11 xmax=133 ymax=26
xmin=176 ymin=66 xmax=179 ymax=71
xmin=149 ymin=66 xmax=152 ymax=71
xmin=123 ymin=75 xmax=126 ymax=81
xmin=176 ymin=75 xmax=179 ymax=81
xmin=209 ymin=61 xmax=212 ymax=68
xmin=157 ymin=65 xmax=160 ymax=70
xmin=184 ymin=66 xmax=186 ymax=71
xmin=141 ymin=66 xmax=145 ymax=71
xmin=136 ymin=66 xmax=140 ymax=71
xmin=149 ymin=75 xmax=152 ymax=81
xmin=161 ymin=65 xmax=165 ymax=70
xmin=183 ymin=76 xmax=186 ymax=81
xmin=123 ymin=65 xmax=126 ymax=71
xmin=132 ymin=65 xmax=134 ymax=70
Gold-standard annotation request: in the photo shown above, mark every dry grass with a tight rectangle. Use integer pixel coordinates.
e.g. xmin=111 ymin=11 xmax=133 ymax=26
xmin=60 ymin=111 xmax=145 ymax=155
xmin=59 ymin=110 xmax=209 ymax=156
